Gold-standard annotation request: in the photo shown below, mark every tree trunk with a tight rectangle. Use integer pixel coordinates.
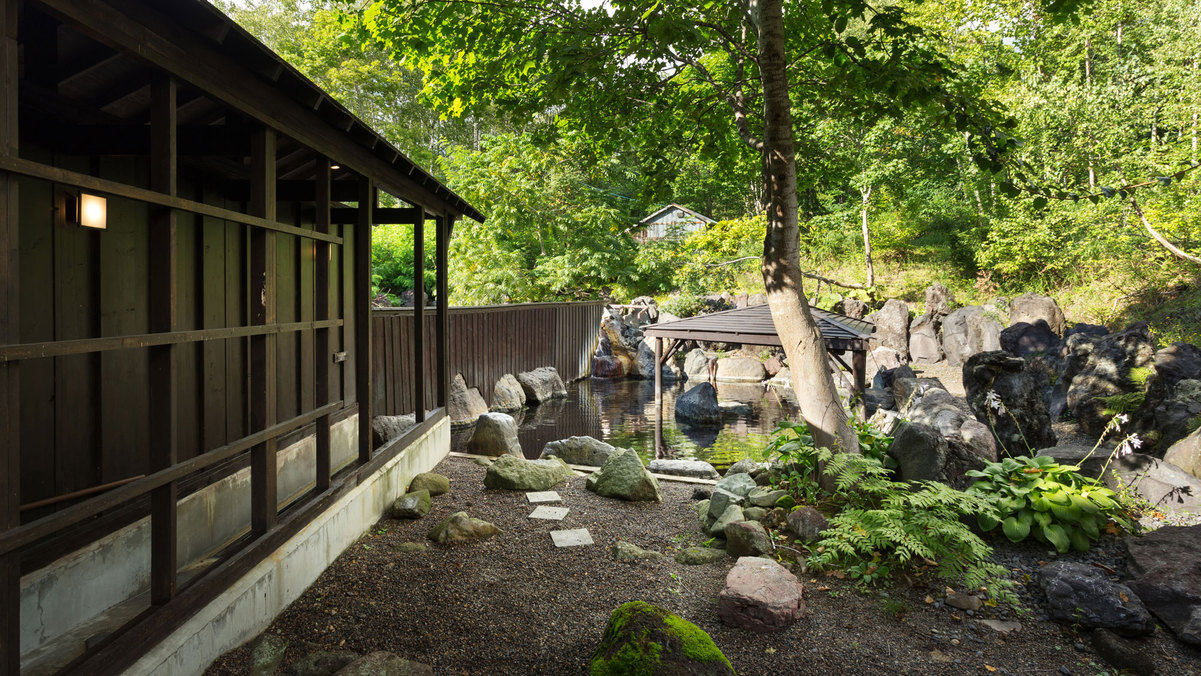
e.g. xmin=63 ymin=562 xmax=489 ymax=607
xmin=755 ymin=0 xmax=857 ymax=455
xmin=860 ymin=185 xmax=875 ymax=288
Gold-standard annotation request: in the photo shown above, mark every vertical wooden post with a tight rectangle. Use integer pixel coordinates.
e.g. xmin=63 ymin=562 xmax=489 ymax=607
xmin=852 ymin=345 xmax=867 ymax=417
xmin=0 ymin=1 xmax=19 ymax=671
xmin=314 ymin=160 xmax=332 ymax=491
xmin=436 ymin=216 xmax=450 ymax=408
xmin=355 ymin=179 xmax=373 ymax=463
xmin=653 ymin=336 xmax=663 ymax=458
xmin=412 ymin=211 xmax=424 ymax=421
xmin=249 ymin=127 xmax=277 ymax=534
xmin=148 ymin=77 xmax=178 ymax=605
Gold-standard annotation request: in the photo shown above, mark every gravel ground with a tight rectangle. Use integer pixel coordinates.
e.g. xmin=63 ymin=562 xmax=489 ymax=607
xmin=206 ymin=456 xmax=1201 ymax=676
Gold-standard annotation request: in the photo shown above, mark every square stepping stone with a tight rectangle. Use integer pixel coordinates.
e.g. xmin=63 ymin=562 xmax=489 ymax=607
xmin=550 ymin=528 xmax=593 ymax=548
xmin=526 ymin=491 xmax=562 ymax=504
xmin=529 ymin=506 xmax=570 ymax=521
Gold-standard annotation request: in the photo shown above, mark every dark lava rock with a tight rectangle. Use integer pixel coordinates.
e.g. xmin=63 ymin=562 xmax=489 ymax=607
xmin=591 ymin=601 xmax=735 ymax=675
xmin=963 ymin=351 xmax=1057 ymax=455
xmin=1100 ymin=453 xmax=1201 ymax=515
xmin=284 ymin=650 xmax=360 ymax=676
xmin=1000 ymin=320 xmax=1061 ymax=359
xmin=1154 ymin=342 xmax=1201 ymax=389
xmin=675 ymin=382 xmax=721 ymax=426
xmin=785 ymin=506 xmax=828 ymax=542
xmin=1009 ymin=293 xmax=1066 ymax=337
xmin=333 ymin=651 xmax=432 ymax=676
xmin=1065 ymin=322 xmax=1156 ymax=436
xmin=887 ymin=421 xmax=986 ymax=490
xmin=1126 ymin=524 xmax=1201 ymax=646
xmin=1089 ymin=629 xmax=1157 ymax=676
xmin=1037 ymin=561 xmax=1154 ymax=636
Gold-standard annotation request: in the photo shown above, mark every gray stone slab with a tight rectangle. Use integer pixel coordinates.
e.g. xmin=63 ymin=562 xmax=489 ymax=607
xmin=529 ymin=506 xmax=570 ymax=521
xmin=550 ymin=528 xmax=593 ymax=548
xmin=526 ymin=491 xmax=562 ymax=504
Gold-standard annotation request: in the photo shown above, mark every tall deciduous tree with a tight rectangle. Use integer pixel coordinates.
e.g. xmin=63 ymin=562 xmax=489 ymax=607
xmin=344 ymin=0 xmax=1012 ymax=452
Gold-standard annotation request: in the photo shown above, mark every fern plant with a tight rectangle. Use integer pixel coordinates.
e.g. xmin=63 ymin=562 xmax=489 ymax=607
xmin=803 ymin=447 xmax=1017 ymax=606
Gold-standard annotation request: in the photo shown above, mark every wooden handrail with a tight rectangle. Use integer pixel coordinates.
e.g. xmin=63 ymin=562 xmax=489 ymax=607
xmin=0 ymin=401 xmax=343 ymax=557
xmin=20 ymin=476 xmax=145 ymax=512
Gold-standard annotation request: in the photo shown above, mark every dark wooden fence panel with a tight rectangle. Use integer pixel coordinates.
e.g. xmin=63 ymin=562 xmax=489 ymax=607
xmin=372 ymin=302 xmax=604 ymax=416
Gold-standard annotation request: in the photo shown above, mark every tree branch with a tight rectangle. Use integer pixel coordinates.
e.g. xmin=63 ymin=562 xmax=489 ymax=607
xmin=798 ymin=269 xmax=872 ymax=290
xmin=1129 ymin=196 xmax=1201 ymax=265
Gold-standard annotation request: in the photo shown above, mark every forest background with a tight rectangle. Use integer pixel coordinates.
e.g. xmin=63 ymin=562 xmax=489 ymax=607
xmin=219 ymin=0 xmax=1201 ymax=345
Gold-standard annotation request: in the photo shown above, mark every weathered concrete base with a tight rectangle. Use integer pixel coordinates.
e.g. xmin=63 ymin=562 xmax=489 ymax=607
xmin=127 ymin=417 xmax=449 ymax=675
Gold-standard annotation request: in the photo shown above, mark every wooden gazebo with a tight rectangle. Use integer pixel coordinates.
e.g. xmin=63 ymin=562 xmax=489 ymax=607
xmin=643 ymin=304 xmax=875 ymax=395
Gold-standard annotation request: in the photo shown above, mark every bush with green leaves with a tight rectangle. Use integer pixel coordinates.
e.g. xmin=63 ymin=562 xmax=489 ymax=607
xmin=765 ymin=422 xmax=1015 ymax=605
xmin=965 ymin=455 xmax=1130 ymax=554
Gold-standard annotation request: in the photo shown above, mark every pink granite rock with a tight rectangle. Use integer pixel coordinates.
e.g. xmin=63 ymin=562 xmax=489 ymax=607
xmin=718 ymin=556 xmax=804 ymax=633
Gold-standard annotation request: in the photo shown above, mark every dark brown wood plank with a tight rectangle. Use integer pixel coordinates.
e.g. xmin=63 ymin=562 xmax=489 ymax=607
xmin=1 ymin=1 xmax=19 ymax=669
xmin=355 ymin=179 xmax=373 ymax=461
xmin=249 ymin=126 xmax=277 ymax=535
xmin=17 ymin=165 xmax=54 ymax=512
xmin=225 ymin=219 xmax=245 ymax=442
xmin=200 ymin=183 xmax=227 ymax=452
xmin=148 ymin=77 xmax=179 ymax=605
xmin=412 ymin=215 xmax=424 ymax=421
xmin=314 ymin=160 xmax=331 ymax=491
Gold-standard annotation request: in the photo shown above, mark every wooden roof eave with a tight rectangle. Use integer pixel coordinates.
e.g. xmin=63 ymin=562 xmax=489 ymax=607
xmin=35 ymin=0 xmax=484 ymax=223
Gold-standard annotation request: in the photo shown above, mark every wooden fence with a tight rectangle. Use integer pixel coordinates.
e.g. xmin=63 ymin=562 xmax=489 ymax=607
xmin=372 ymin=302 xmax=604 ymax=415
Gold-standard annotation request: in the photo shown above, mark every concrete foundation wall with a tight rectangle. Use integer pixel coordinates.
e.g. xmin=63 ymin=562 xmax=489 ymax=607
xmin=20 ymin=416 xmax=360 ymax=657
xmin=127 ymin=417 xmax=449 ymax=675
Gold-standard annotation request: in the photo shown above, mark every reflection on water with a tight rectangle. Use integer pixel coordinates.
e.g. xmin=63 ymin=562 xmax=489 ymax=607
xmin=450 ymin=378 xmax=801 ymax=470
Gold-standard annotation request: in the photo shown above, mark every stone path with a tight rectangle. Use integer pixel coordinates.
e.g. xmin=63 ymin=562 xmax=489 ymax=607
xmin=526 ymin=490 xmax=562 ymax=504
xmin=529 ymin=506 xmax=569 ymax=521
xmin=550 ymin=528 xmax=594 ymax=547
xmin=525 ymin=490 xmax=591 ymax=545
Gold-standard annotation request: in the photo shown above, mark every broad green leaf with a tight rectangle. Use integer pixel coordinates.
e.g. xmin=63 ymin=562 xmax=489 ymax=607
xmin=1002 ymin=515 xmax=1031 ymax=542
xmin=1042 ymin=523 xmax=1069 ymax=553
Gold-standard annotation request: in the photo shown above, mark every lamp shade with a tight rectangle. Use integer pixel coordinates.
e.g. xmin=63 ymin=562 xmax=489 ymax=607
xmin=80 ymin=193 xmax=107 ymax=229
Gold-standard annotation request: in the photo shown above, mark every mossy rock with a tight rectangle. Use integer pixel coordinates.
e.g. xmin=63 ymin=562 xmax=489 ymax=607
xmin=591 ymin=601 xmax=735 ymax=676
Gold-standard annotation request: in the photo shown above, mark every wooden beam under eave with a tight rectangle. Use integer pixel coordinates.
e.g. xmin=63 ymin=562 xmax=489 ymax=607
xmin=355 ymin=179 xmax=374 ymax=463
xmin=412 ymin=211 xmax=425 ymax=422
xmin=0 ymin=0 xmax=20 ymax=672
xmin=436 ymin=216 xmax=450 ymax=408
xmin=314 ymin=158 xmax=332 ymax=492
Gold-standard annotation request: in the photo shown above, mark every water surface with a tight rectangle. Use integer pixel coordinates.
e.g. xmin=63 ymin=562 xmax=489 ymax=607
xmin=451 ymin=377 xmax=802 ymax=470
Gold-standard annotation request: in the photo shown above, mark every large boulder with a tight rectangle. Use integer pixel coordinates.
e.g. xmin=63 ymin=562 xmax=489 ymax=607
xmin=448 ymin=373 xmax=489 ymax=425
xmin=590 ymin=601 xmax=735 ymax=676
xmin=868 ymin=299 xmax=910 ymax=360
xmin=683 ymin=348 xmax=712 ymax=381
xmin=908 ymin=313 xmax=943 ymax=365
xmin=675 ymin=383 xmax=721 ymax=426
xmin=593 ymin=355 xmax=625 ymax=379
xmin=1099 ymin=453 xmax=1201 ymax=515
xmin=716 ymin=356 xmax=767 ymax=382
xmin=1066 ymin=323 xmax=1156 ymax=435
xmin=372 ymin=414 xmax=416 ymax=447
xmin=924 ymin=282 xmax=954 ymax=318
xmin=888 ymin=421 xmax=987 ymax=490
xmin=1154 ymin=342 xmax=1201 ymax=389
xmin=837 ymin=297 xmax=868 ymax=319
xmin=586 ymin=449 xmax=661 ymax=501
xmin=491 ymin=373 xmax=527 ymax=411
xmin=599 ymin=310 xmax=643 ymax=373
xmin=466 ymin=412 xmax=523 ymax=457
xmin=1009 ymin=293 xmax=1066 ymax=337
xmin=483 ymin=455 xmax=572 ymax=491
xmin=408 ymin=472 xmax=449 ymax=496
xmin=902 ymin=385 xmax=970 ymax=438
xmin=427 ymin=512 xmax=500 ymax=545
xmin=646 ymin=459 xmax=720 ymax=480
xmin=1038 ymin=562 xmax=1154 ymax=636
xmin=963 ymin=351 xmax=1057 ymax=455
xmin=541 ymin=435 xmax=618 ymax=467
xmin=1126 ymin=525 xmax=1201 ymax=646
xmin=636 ymin=339 xmax=681 ymax=381
xmin=1164 ymin=426 xmax=1201 ymax=479
xmin=718 ymin=557 xmax=804 ymax=633
xmin=868 ymin=346 xmax=906 ymax=372
xmin=517 ymin=367 xmax=568 ymax=403
xmin=1000 ymin=320 xmax=1061 ymax=359
xmin=941 ymin=305 xmax=1004 ymax=366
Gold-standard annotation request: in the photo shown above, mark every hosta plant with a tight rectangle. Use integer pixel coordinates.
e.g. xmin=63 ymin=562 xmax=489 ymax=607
xmin=965 ymin=455 xmax=1130 ymax=554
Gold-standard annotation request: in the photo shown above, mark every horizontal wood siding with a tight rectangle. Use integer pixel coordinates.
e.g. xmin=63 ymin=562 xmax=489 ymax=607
xmin=372 ymin=302 xmax=603 ymax=415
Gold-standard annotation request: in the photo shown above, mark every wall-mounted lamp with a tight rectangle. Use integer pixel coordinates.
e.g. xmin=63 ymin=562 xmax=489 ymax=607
xmin=329 ymin=164 xmax=341 ymax=170
xmin=64 ymin=191 xmax=107 ymax=229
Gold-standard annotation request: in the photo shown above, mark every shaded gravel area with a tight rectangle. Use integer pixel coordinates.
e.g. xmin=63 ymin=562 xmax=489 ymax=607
xmin=207 ymin=456 xmax=1200 ymax=676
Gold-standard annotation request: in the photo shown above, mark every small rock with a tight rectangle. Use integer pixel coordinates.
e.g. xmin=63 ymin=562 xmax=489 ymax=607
xmin=708 ymin=504 xmax=744 ymax=537
xmin=285 ymin=650 xmax=360 ymax=676
xmin=516 ymin=367 xmax=568 ymax=403
xmin=250 ymin=633 xmax=288 ymax=676
xmin=392 ymin=542 xmax=426 ymax=554
xmin=675 ymin=548 xmax=727 ymax=565
xmin=675 ymin=382 xmax=721 ymax=425
xmin=542 ymin=436 xmax=618 ymax=466
xmin=1089 ymin=629 xmax=1157 ymax=676
xmin=389 ymin=490 xmax=431 ymax=519
xmin=586 ymin=449 xmax=661 ymax=501
xmin=692 ymin=487 xmax=713 ymax=501
xmin=724 ymin=521 xmax=773 ymax=557
xmin=612 ymin=541 xmax=664 ymax=562
xmin=1039 ymin=561 xmax=1154 ymax=636
xmin=466 ymin=412 xmax=523 ymax=457
xmin=785 ymin=506 xmax=828 ymax=542
xmin=742 ymin=506 xmax=767 ymax=523
xmin=490 ymin=373 xmax=527 ymax=411
xmin=708 ymin=488 xmax=746 ymax=520
xmin=718 ymin=557 xmax=804 ymax=632
xmin=333 ymin=651 xmax=432 ymax=676
xmin=726 ymin=459 xmax=766 ymax=476
xmin=484 ymin=455 xmax=572 ymax=491
xmin=747 ymin=487 xmax=788 ymax=508
xmin=427 ymin=511 xmax=500 ymax=544
xmin=647 ymin=458 xmax=720 ymax=480
xmin=945 ymin=592 xmax=983 ymax=612
xmin=590 ymin=601 xmax=734 ymax=675
xmin=715 ymin=472 xmax=757 ymax=497
xmin=408 ymin=472 xmax=449 ymax=496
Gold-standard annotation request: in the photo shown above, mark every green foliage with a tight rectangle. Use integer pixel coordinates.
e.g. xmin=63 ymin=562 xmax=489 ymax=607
xmin=965 ymin=455 xmax=1130 ymax=554
xmin=372 ymin=224 xmax=436 ymax=300
xmin=764 ymin=422 xmax=1015 ymax=604
xmin=851 ymin=416 xmax=897 ymax=470
xmin=658 ymin=292 xmax=707 ymax=319
xmin=1098 ymin=391 xmax=1146 ymax=418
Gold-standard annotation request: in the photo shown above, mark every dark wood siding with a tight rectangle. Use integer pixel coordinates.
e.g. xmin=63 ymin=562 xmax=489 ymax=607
xmin=371 ymin=302 xmax=604 ymax=416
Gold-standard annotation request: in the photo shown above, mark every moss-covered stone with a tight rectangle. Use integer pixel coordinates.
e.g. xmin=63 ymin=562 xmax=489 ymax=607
xmin=591 ymin=601 xmax=735 ymax=676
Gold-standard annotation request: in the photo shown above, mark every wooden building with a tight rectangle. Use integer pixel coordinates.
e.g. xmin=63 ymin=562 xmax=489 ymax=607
xmin=0 ymin=1 xmax=481 ymax=673
xmin=634 ymin=203 xmax=715 ymax=242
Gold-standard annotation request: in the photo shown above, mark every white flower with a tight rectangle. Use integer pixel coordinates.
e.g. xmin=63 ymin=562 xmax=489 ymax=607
xmin=1114 ymin=413 xmax=1129 ymax=427
xmin=1129 ymin=434 xmax=1142 ymax=449
xmin=1115 ymin=434 xmax=1141 ymax=458
xmin=984 ymin=390 xmax=1005 ymax=414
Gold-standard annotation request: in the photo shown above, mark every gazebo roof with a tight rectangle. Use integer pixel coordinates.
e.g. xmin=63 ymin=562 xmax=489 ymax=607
xmin=643 ymin=303 xmax=874 ymax=351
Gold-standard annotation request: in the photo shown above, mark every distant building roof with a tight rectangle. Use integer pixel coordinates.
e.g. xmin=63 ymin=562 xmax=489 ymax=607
xmin=638 ymin=203 xmax=716 ymax=225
